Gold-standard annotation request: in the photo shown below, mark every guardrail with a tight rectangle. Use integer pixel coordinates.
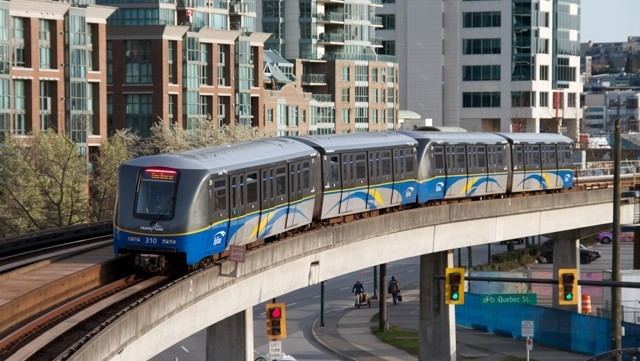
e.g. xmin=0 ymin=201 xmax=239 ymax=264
xmin=0 ymin=221 xmax=113 ymax=259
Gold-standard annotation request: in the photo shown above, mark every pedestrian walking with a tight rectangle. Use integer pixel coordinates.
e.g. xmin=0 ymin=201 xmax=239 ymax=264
xmin=388 ymin=276 xmax=401 ymax=305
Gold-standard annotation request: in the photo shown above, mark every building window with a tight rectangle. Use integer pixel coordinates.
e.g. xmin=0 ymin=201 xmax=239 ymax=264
xmin=511 ymin=91 xmax=536 ymax=107
xmin=40 ymin=80 xmax=54 ymax=131
xmin=355 ymin=65 xmax=368 ymax=82
xmin=218 ymin=96 xmax=226 ymax=126
xmin=371 ymin=67 xmax=378 ymax=82
xmin=218 ymin=44 xmax=228 ymax=86
xmin=266 ymin=107 xmax=273 ymax=123
xmin=199 ymin=43 xmax=212 ymax=86
xmin=168 ymin=40 xmax=177 ymax=84
xmin=125 ymin=94 xmax=153 ymax=137
xmin=12 ymin=17 xmax=25 ymax=67
xmin=537 ymin=38 xmax=549 ymax=54
xmin=13 ymin=79 xmax=26 ymax=134
xmin=387 ymin=87 xmax=394 ymax=103
xmin=380 ymin=40 xmax=395 ymax=56
xmin=556 ymin=57 xmax=576 ymax=82
xmin=355 ymin=86 xmax=368 ymax=102
xmin=568 ymin=93 xmax=576 ymax=108
xmin=381 ymin=14 xmax=395 ymax=30
xmin=342 ymin=108 xmax=349 ymax=123
xmin=39 ymin=19 xmax=52 ymax=69
xmin=106 ymin=41 xmax=112 ymax=84
xmin=462 ymin=65 xmax=500 ymax=81
xmin=125 ymin=40 xmax=152 ymax=83
xmin=462 ymin=12 xmax=501 ymax=28
xmin=341 ymin=88 xmax=350 ymax=102
xmin=168 ymin=94 xmax=177 ymax=124
xmin=539 ymin=65 xmax=549 ymax=81
xmin=341 ymin=66 xmax=350 ymax=81
xmin=539 ymin=92 xmax=548 ymax=107
xmin=463 ymin=38 xmax=500 ymax=55
xmin=386 ymin=108 xmax=395 ymax=124
xmin=462 ymin=92 xmax=501 ymax=108
xmin=355 ymin=107 xmax=368 ymax=123
xmin=289 ymin=105 xmax=298 ymax=127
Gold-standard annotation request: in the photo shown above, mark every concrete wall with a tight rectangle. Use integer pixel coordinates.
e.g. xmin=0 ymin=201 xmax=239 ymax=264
xmin=68 ymin=189 xmax=634 ymax=361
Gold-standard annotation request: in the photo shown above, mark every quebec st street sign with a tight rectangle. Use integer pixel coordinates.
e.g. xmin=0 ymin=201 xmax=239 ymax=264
xmin=481 ymin=293 xmax=538 ymax=305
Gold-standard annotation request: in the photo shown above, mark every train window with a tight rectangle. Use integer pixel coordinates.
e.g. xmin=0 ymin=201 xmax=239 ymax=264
xmin=135 ymin=169 xmax=178 ymax=219
xmin=214 ymin=179 xmax=227 ymax=214
xmin=246 ymin=172 xmax=258 ymax=204
xmin=455 ymin=146 xmax=466 ymax=169
xmin=355 ymin=153 xmax=366 ymax=180
xmin=495 ymin=146 xmax=503 ymax=166
xmin=230 ymin=176 xmax=238 ymax=211
xmin=275 ymin=167 xmax=286 ymax=197
xmin=513 ymin=145 xmax=524 ymax=170
xmin=329 ymin=156 xmax=340 ymax=184
xmin=302 ymin=161 xmax=311 ymax=190
xmin=433 ymin=146 xmax=445 ymax=170
xmin=381 ymin=151 xmax=392 ymax=176
xmin=445 ymin=146 xmax=456 ymax=172
xmin=477 ymin=145 xmax=487 ymax=168
xmin=405 ymin=151 xmax=415 ymax=174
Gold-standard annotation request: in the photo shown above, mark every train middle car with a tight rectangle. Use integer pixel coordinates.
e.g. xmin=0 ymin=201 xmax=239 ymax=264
xmin=114 ymin=138 xmax=320 ymax=271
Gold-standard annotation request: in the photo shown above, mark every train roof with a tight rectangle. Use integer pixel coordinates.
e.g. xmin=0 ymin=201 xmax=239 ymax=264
xmin=496 ymin=132 xmax=574 ymax=144
xmin=123 ymin=138 xmax=317 ymax=173
xmin=292 ymin=132 xmax=417 ymax=153
xmin=401 ymin=131 xmax=508 ymax=144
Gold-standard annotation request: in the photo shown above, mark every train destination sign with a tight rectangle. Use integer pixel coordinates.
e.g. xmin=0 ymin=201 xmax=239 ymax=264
xmin=481 ymin=293 xmax=537 ymax=305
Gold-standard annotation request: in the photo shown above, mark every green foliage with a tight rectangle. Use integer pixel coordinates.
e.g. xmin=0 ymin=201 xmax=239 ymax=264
xmin=473 ymin=246 xmax=540 ymax=272
xmin=370 ymin=323 xmax=419 ymax=356
xmin=0 ymin=132 xmax=88 ymax=237
xmin=89 ymin=129 xmax=139 ymax=221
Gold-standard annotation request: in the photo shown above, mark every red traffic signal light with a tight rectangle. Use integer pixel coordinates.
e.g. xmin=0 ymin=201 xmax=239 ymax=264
xmin=265 ymin=303 xmax=287 ymax=340
xmin=445 ymin=267 xmax=465 ymax=305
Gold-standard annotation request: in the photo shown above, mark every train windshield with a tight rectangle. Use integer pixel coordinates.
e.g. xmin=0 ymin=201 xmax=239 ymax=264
xmin=135 ymin=168 xmax=179 ymax=220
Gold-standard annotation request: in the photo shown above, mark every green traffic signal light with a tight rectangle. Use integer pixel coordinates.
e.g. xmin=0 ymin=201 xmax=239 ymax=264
xmin=565 ymin=293 xmax=573 ymax=301
xmin=452 ymin=292 xmax=459 ymax=300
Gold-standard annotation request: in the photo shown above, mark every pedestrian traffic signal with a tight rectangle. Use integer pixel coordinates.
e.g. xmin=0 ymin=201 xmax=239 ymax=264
xmin=445 ymin=267 xmax=465 ymax=305
xmin=265 ymin=303 xmax=287 ymax=340
xmin=558 ymin=269 xmax=579 ymax=305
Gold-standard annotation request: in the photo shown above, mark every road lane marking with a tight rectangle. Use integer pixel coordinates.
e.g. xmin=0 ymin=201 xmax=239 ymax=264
xmin=339 ymin=287 xmax=349 ymax=291
xmin=287 ymin=302 xmax=297 ymax=307
xmin=181 ymin=346 xmax=189 ymax=353
xmin=313 ymin=295 xmax=321 ymax=298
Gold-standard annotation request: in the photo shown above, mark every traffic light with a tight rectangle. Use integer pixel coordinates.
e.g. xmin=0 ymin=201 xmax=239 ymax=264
xmin=265 ymin=303 xmax=287 ymax=340
xmin=445 ymin=267 xmax=465 ymax=305
xmin=558 ymin=268 xmax=579 ymax=305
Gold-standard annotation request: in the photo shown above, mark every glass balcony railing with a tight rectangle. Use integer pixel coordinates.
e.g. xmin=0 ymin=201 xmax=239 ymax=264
xmin=318 ymin=33 xmax=344 ymax=43
xmin=318 ymin=12 xmax=345 ymax=22
xmin=312 ymin=94 xmax=333 ymax=102
xmin=302 ymin=73 xmax=328 ymax=83
xmin=322 ymin=51 xmax=396 ymax=62
xmin=370 ymin=17 xmax=382 ymax=26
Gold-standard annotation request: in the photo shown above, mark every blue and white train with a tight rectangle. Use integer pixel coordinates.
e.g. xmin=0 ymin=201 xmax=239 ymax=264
xmin=113 ymin=131 xmax=574 ymax=272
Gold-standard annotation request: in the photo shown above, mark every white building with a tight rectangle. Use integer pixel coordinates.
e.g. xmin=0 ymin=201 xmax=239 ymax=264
xmin=583 ymin=91 xmax=640 ymax=135
xmin=377 ymin=0 xmax=582 ymax=138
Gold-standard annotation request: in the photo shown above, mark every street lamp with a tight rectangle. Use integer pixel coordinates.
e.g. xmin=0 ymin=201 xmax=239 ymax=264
xmin=612 ymin=91 xmax=623 ymax=361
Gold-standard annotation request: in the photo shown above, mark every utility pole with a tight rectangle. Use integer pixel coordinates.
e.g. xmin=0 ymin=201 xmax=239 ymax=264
xmin=379 ymin=263 xmax=388 ymax=332
xmin=612 ymin=92 xmax=622 ymax=361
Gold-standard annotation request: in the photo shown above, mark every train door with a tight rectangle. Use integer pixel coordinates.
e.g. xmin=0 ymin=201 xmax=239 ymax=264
xmin=292 ymin=159 xmax=314 ymax=227
xmin=541 ymin=145 xmax=558 ymax=190
xmin=322 ymin=154 xmax=341 ymax=219
xmin=511 ymin=144 xmax=525 ymax=193
xmin=420 ymin=145 xmax=446 ymax=203
xmin=207 ymin=176 xmax=229 ymax=253
xmin=229 ymin=174 xmax=245 ymax=246
xmin=340 ymin=152 xmax=367 ymax=214
xmin=391 ymin=149 xmax=405 ymax=204
xmin=370 ymin=150 xmax=393 ymax=208
xmin=259 ymin=166 xmax=288 ymax=239
xmin=287 ymin=161 xmax=303 ymax=228
xmin=391 ymin=148 xmax=417 ymax=205
xmin=229 ymin=171 xmax=260 ymax=246
xmin=444 ymin=145 xmax=468 ymax=199
xmin=524 ymin=144 xmax=542 ymax=191
xmin=467 ymin=145 xmax=488 ymax=196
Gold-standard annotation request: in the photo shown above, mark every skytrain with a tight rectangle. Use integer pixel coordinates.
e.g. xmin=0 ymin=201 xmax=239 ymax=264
xmin=113 ymin=131 xmax=573 ymax=272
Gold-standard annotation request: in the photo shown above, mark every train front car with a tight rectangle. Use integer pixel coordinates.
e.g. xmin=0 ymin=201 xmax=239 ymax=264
xmin=497 ymin=133 xmax=574 ymax=192
xmin=114 ymin=154 xmax=214 ymax=272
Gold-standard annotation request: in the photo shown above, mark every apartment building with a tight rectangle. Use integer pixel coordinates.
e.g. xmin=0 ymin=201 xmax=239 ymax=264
xmin=98 ymin=0 xmax=269 ymax=135
xmin=0 ymin=0 xmax=113 ymax=156
xmin=378 ymin=0 xmax=582 ymax=138
xmin=258 ymin=0 xmax=400 ymax=134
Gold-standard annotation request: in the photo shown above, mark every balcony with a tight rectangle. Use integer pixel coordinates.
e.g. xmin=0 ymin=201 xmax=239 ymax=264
xmin=322 ymin=52 xmax=396 ymax=63
xmin=312 ymin=93 xmax=333 ymax=102
xmin=368 ymin=0 xmax=383 ymax=7
xmin=302 ymin=73 xmax=328 ymax=85
xmin=318 ymin=12 xmax=345 ymax=24
xmin=370 ymin=17 xmax=383 ymax=27
xmin=371 ymin=38 xmax=383 ymax=47
xmin=212 ymin=0 xmax=228 ymax=9
xmin=316 ymin=0 xmax=344 ymax=3
xmin=318 ymin=33 xmax=345 ymax=44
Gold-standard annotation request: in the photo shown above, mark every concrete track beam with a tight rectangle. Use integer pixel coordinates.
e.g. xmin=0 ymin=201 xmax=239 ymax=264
xmin=551 ymin=230 xmax=581 ymax=312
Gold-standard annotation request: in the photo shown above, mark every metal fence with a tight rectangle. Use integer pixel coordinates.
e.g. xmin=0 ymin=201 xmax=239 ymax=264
xmin=456 ymin=293 xmax=640 ymax=355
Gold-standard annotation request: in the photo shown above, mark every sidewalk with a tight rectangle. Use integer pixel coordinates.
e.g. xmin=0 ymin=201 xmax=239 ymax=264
xmin=311 ymin=289 xmax=589 ymax=361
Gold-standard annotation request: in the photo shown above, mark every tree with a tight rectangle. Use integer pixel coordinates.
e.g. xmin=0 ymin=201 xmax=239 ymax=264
xmin=0 ymin=132 xmax=89 ymax=237
xmin=89 ymin=129 xmax=139 ymax=222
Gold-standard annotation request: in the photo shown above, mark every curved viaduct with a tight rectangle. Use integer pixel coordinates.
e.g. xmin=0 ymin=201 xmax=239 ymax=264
xmin=68 ymin=189 xmax=634 ymax=361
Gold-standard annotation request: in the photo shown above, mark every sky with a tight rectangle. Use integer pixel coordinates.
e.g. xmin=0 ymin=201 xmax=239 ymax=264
xmin=581 ymin=0 xmax=640 ymax=43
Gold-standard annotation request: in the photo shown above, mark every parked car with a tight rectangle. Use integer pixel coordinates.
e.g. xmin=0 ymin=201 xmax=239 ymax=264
xmin=596 ymin=230 xmax=634 ymax=244
xmin=538 ymin=241 xmax=601 ymax=264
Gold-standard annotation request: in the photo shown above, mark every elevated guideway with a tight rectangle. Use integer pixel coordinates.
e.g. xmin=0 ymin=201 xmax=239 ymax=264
xmin=66 ymin=189 xmax=635 ymax=361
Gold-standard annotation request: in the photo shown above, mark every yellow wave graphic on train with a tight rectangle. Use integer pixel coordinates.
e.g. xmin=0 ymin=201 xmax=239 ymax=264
xmin=542 ymin=172 xmax=554 ymax=188
xmin=463 ymin=177 xmax=478 ymax=193
xmin=368 ymin=188 xmax=385 ymax=206
xmin=250 ymin=212 xmax=272 ymax=238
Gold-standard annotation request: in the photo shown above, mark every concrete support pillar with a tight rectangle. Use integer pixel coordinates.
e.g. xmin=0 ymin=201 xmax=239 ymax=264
xmin=551 ymin=230 xmax=581 ymax=312
xmin=206 ymin=308 xmax=254 ymax=361
xmin=419 ymin=251 xmax=456 ymax=361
